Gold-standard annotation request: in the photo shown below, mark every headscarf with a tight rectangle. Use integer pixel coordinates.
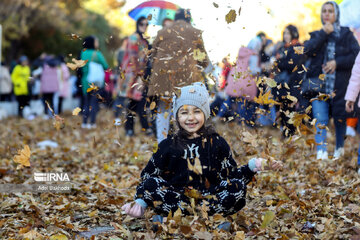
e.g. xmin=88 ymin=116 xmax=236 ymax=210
xmin=321 ymin=1 xmax=341 ymax=95
xmin=136 ymin=16 xmax=147 ymax=41
xmin=83 ymin=36 xmax=96 ymax=50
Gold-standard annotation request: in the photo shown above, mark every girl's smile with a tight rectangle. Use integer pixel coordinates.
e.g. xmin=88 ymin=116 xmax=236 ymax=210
xmin=177 ymin=105 xmax=205 ymax=138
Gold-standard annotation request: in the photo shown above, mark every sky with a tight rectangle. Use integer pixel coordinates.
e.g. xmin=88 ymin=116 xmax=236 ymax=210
xmin=119 ymin=0 xmax=325 ymax=63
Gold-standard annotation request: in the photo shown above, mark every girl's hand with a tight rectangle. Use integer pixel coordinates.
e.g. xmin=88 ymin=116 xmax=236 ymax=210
xmin=252 ymin=158 xmax=283 ymax=172
xmin=121 ymin=202 xmax=145 ymax=218
xmin=346 ymin=100 xmax=355 ymax=113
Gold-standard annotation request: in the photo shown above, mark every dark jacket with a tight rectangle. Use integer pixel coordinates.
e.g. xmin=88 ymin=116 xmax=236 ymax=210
xmin=304 ymin=27 xmax=359 ymax=118
xmin=135 ymin=134 xmax=255 ymax=196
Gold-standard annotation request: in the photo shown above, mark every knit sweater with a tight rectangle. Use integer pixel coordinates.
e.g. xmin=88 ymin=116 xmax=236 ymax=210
xmin=135 ymin=134 xmax=255 ymax=199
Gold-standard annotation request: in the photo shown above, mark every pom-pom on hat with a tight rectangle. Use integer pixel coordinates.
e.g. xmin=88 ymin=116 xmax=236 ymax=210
xmin=173 ymin=82 xmax=210 ymax=119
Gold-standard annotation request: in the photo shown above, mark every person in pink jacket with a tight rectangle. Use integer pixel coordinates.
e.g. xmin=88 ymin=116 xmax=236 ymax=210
xmin=216 ymin=37 xmax=262 ymax=126
xmin=345 ymin=52 xmax=360 ymax=175
xmin=41 ymin=56 xmax=60 ymax=117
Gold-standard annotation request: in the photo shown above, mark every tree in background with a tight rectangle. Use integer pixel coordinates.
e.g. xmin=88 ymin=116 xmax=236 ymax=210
xmin=0 ymin=0 xmax=124 ymax=67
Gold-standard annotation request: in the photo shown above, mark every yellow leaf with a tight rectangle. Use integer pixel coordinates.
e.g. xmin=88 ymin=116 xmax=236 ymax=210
xmin=319 ymin=74 xmax=325 ymax=80
xmin=293 ymin=46 xmax=304 ymax=55
xmin=149 ymin=102 xmax=156 ymax=110
xmin=88 ymin=210 xmax=98 ymax=217
xmin=260 ymin=211 xmax=275 ymax=229
xmin=13 ymin=145 xmax=31 ymax=169
xmin=72 ymin=107 xmax=81 ymax=116
xmin=266 ymin=78 xmax=277 ymax=88
xmin=225 ymin=9 xmax=237 ymax=23
xmin=187 ymin=157 xmax=202 ymax=175
xmin=235 ymin=231 xmax=245 ymax=240
xmin=193 ymin=48 xmax=206 ymax=61
xmin=104 ymin=163 xmax=110 ymax=171
xmin=253 ymin=91 xmax=279 ymax=105
xmin=50 ymin=234 xmax=69 ymax=240
xmin=87 ymin=83 xmax=99 ymax=93
xmin=286 ymin=95 xmax=298 ymax=103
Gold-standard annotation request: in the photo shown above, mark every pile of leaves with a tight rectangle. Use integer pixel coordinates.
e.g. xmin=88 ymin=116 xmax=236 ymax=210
xmin=0 ymin=109 xmax=359 ymax=239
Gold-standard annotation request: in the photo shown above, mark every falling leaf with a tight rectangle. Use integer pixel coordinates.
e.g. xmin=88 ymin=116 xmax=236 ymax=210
xmin=293 ymin=46 xmax=304 ymax=55
xmin=238 ymin=6 xmax=242 ymax=16
xmin=286 ymin=95 xmax=298 ymax=103
xmin=66 ymin=58 xmax=88 ymax=71
xmin=72 ymin=107 xmax=81 ymax=116
xmin=147 ymin=14 xmax=152 ymax=20
xmin=302 ymin=64 xmax=307 ymax=72
xmin=149 ymin=102 xmax=156 ymax=110
xmin=319 ymin=74 xmax=325 ymax=80
xmin=87 ymin=83 xmax=99 ymax=93
xmin=213 ymin=2 xmax=219 ymax=8
xmin=225 ymin=9 xmax=236 ymax=24
xmin=260 ymin=211 xmax=275 ymax=229
xmin=13 ymin=145 xmax=31 ymax=169
xmin=266 ymin=78 xmax=277 ymax=88
xmin=193 ymin=48 xmax=206 ymax=61
xmin=254 ymin=91 xmax=279 ymax=105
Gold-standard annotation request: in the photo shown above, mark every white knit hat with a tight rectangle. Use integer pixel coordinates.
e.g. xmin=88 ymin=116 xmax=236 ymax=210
xmin=173 ymin=82 xmax=210 ymax=119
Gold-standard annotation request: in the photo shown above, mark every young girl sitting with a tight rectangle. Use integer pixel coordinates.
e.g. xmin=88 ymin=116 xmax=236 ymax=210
xmin=122 ymin=82 xmax=282 ymax=219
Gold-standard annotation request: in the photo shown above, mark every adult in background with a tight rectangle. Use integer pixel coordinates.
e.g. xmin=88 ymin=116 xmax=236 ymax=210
xmin=40 ymin=55 xmax=60 ymax=118
xmin=80 ymin=36 xmax=109 ymax=129
xmin=57 ymin=55 xmax=71 ymax=114
xmin=272 ymin=25 xmax=304 ymax=137
xmin=303 ymin=1 xmax=359 ymax=160
xmin=0 ymin=62 xmax=12 ymax=101
xmin=147 ymin=8 xmax=209 ymax=143
xmin=216 ymin=36 xmax=262 ymax=127
xmin=11 ymin=56 xmax=31 ymax=117
xmin=122 ymin=16 xmax=151 ymax=136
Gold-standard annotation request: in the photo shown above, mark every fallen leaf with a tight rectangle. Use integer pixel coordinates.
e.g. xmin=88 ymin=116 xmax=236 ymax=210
xmin=260 ymin=211 xmax=275 ymax=229
xmin=50 ymin=233 xmax=69 ymax=240
xmin=13 ymin=145 xmax=31 ymax=169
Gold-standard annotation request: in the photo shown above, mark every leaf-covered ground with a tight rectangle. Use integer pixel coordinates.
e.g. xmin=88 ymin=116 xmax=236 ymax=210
xmin=0 ymin=109 xmax=359 ymax=239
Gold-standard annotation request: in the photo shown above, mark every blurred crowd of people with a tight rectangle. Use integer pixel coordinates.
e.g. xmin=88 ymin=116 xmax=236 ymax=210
xmin=1 ymin=2 xmax=360 ymax=171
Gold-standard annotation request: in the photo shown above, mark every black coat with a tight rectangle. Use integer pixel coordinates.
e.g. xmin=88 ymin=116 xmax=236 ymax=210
xmin=304 ymin=27 xmax=359 ymax=118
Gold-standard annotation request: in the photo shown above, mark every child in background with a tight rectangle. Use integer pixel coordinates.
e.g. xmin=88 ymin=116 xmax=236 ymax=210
xmin=122 ymin=82 xmax=282 ymax=222
xmin=345 ymin=52 xmax=360 ymax=175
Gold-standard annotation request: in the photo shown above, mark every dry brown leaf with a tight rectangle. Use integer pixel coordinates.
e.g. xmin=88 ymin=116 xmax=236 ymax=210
xmin=225 ymin=9 xmax=236 ymax=23
xmin=66 ymin=58 xmax=88 ymax=71
xmin=13 ymin=145 xmax=31 ymax=169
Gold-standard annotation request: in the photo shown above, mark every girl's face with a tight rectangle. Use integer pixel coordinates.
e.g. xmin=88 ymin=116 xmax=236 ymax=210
xmin=283 ymin=28 xmax=292 ymax=44
xmin=177 ymin=105 xmax=205 ymax=139
xmin=138 ymin=20 xmax=148 ymax=33
xmin=322 ymin=3 xmax=336 ymax=24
